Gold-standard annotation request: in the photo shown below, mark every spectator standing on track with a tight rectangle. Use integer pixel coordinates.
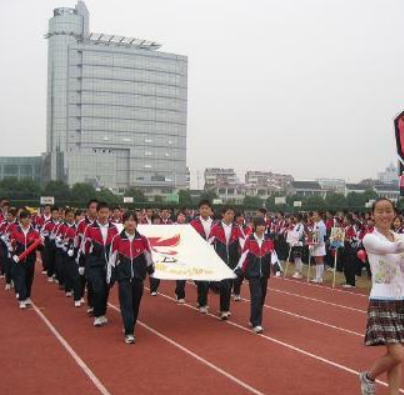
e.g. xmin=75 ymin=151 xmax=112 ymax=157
xmin=360 ymin=198 xmax=404 ymax=395
xmin=309 ymin=211 xmax=327 ymax=283
xmin=107 ymin=211 xmax=155 ymax=344
xmin=0 ymin=208 xmax=18 ymax=290
xmin=235 ymin=217 xmax=274 ymax=334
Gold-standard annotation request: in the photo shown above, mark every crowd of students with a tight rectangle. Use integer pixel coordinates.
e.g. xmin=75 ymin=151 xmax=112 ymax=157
xmin=0 ymin=197 xmax=380 ymax=340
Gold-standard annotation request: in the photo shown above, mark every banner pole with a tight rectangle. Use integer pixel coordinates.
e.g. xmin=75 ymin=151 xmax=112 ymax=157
xmin=332 ymin=248 xmax=338 ymax=288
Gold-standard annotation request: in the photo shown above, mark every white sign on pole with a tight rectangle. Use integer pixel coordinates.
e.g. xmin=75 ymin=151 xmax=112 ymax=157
xmin=293 ymin=201 xmax=302 ymax=207
xmin=40 ymin=196 xmax=55 ymax=205
xmin=275 ymin=196 xmax=286 ymax=205
xmin=123 ymin=197 xmax=134 ymax=204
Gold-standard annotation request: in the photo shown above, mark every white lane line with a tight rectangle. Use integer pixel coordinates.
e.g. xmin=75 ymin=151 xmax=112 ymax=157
xmin=240 ymin=297 xmax=363 ymax=337
xmin=107 ymin=303 xmax=267 ymax=395
xmin=272 ymin=275 xmax=369 ymax=298
xmin=269 ymin=287 xmax=367 ymax=314
xmin=185 ymin=281 xmax=363 ymax=336
xmin=31 ymin=302 xmax=111 ymax=395
xmin=151 ymin=288 xmax=403 ymax=394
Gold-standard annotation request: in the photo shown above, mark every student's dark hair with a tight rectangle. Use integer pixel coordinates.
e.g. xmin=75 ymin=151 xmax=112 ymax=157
xmin=86 ymin=199 xmax=99 ymax=208
xmin=44 ymin=204 xmax=51 ymax=209
xmin=257 ymin=208 xmax=267 ymax=215
xmin=253 ymin=217 xmax=266 ymax=229
xmin=51 ymin=205 xmax=59 ymax=212
xmin=122 ymin=210 xmax=138 ymax=223
xmin=152 ymin=214 xmax=161 ymax=222
xmin=221 ymin=206 xmax=235 ymax=214
xmin=371 ymin=197 xmax=396 ymax=213
xmin=345 ymin=214 xmax=355 ymax=225
xmin=112 ymin=206 xmax=121 ymax=211
xmin=198 ymin=199 xmax=212 ymax=209
xmin=96 ymin=201 xmax=109 ymax=211
xmin=74 ymin=210 xmax=82 ymax=217
xmin=8 ymin=208 xmax=18 ymax=217
xmin=313 ymin=210 xmax=324 ymax=219
xmin=65 ymin=208 xmax=74 ymax=216
xmin=295 ymin=213 xmax=303 ymax=222
xmin=235 ymin=211 xmax=245 ymax=219
xmin=19 ymin=210 xmax=31 ymax=220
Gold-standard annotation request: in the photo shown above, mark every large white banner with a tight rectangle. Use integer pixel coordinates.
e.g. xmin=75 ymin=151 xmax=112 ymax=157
xmin=137 ymin=224 xmax=237 ymax=281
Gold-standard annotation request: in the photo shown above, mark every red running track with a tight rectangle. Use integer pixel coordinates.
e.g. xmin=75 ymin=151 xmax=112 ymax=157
xmin=0 ymin=267 xmax=401 ymax=395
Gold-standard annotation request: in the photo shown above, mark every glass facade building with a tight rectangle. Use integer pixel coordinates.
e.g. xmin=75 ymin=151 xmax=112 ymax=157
xmin=0 ymin=157 xmax=42 ymax=182
xmin=43 ymin=1 xmax=188 ymax=192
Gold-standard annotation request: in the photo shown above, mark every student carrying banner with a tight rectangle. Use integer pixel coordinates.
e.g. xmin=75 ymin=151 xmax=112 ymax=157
xmin=209 ymin=206 xmax=243 ymax=320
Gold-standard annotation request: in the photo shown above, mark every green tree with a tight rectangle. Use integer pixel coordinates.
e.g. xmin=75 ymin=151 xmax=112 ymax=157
xmin=125 ymin=187 xmax=146 ymax=203
xmin=70 ymin=183 xmax=96 ymax=204
xmin=346 ymin=192 xmax=367 ymax=209
xmin=42 ymin=180 xmax=71 ymax=201
xmin=304 ymin=195 xmax=326 ymax=210
xmin=154 ymin=195 xmax=164 ymax=203
xmin=325 ymin=193 xmax=347 ymax=209
xmin=243 ymin=195 xmax=263 ymax=208
xmin=178 ymin=189 xmax=193 ymax=206
xmin=200 ymin=190 xmax=218 ymax=203
xmin=96 ymin=189 xmax=119 ymax=205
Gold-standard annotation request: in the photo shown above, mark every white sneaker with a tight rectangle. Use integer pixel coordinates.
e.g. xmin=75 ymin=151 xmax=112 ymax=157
xmin=41 ymin=270 xmax=47 ymax=275
xmin=275 ymin=272 xmax=281 ymax=277
xmin=80 ymin=298 xmax=85 ymax=304
xmin=220 ymin=311 xmax=231 ymax=321
xmin=177 ymin=298 xmax=185 ymax=305
xmin=359 ymin=372 xmax=375 ymax=395
xmin=199 ymin=306 xmax=208 ymax=314
xmin=0 ymin=274 xmax=5 ymax=279
xmin=150 ymin=291 xmax=158 ymax=296
xmin=342 ymin=284 xmax=355 ymax=289
xmin=5 ymin=284 xmax=11 ymax=291
xmin=15 ymin=293 xmax=19 ymax=300
xmin=65 ymin=292 xmax=73 ymax=297
xmin=292 ymin=272 xmax=303 ymax=279
xmin=233 ymin=294 xmax=242 ymax=302
xmin=311 ymin=278 xmax=323 ymax=284
xmin=25 ymin=298 xmax=32 ymax=305
xmin=253 ymin=326 xmax=264 ymax=334
xmin=87 ymin=307 xmax=94 ymax=315
xmin=74 ymin=301 xmax=81 ymax=308
xmin=99 ymin=316 xmax=108 ymax=325
xmin=47 ymin=277 xmax=53 ymax=283
xmin=54 ymin=279 xmax=59 ymax=285
xmin=124 ymin=334 xmax=135 ymax=344
xmin=19 ymin=301 xmax=27 ymax=310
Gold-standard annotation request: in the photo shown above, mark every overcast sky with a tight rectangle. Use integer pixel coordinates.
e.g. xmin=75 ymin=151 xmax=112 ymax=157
xmin=1 ymin=0 xmax=403 ymax=188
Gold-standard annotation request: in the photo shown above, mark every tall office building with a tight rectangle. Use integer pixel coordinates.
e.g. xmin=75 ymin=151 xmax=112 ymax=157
xmin=43 ymin=1 xmax=188 ymax=193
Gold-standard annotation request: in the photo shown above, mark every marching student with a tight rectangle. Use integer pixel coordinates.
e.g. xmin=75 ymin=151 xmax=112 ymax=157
xmin=209 ymin=206 xmax=243 ymax=320
xmin=75 ymin=199 xmax=98 ymax=311
xmin=0 ymin=208 xmax=18 ymax=289
xmin=232 ymin=212 xmax=249 ymax=301
xmin=84 ymin=202 xmax=118 ymax=327
xmin=235 ymin=217 xmax=274 ymax=334
xmin=41 ymin=206 xmax=61 ymax=283
xmin=111 ymin=207 xmax=122 ymax=226
xmin=10 ymin=210 xmax=42 ymax=309
xmin=149 ymin=214 xmax=165 ymax=296
xmin=58 ymin=209 xmax=81 ymax=306
xmin=160 ymin=208 xmax=173 ymax=225
xmin=107 ymin=211 xmax=155 ymax=344
xmin=173 ymin=211 xmax=188 ymax=304
xmin=393 ymin=216 xmax=404 ymax=234
xmin=190 ymin=200 xmax=215 ymax=313
xmin=309 ymin=211 xmax=327 ymax=283
xmin=360 ymin=198 xmax=404 ymax=395
xmin=141 ymin=208 xmax=154 ymax=225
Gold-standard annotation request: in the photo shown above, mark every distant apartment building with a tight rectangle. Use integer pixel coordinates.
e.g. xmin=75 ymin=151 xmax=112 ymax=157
xmin=316 ymin=178 xmax=346 ymax=194
xmin=245 ymin=171 xmax=293 ymax=191
xmin=377 ymin=163 xmax=398 ymax=185
xmin=204 ymin=168 xmax=239 ymax=189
